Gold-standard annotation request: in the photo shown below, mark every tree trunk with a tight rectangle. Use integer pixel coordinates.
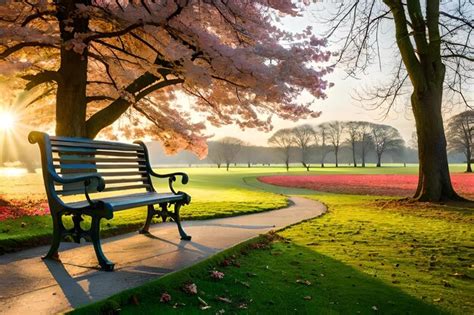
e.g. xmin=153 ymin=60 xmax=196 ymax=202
xmin=352 ymin=144 xmax=357 ymax=167
xmin=248 ymin=162 xmax=251 ymax=168
xmin=412 ymin=90 xmax=461 ymax=201
xmin=376 ymin=154 xmax=381 ymax=167
xmin=226 ymin=163 xmax=230 ymax=171
xmin=286 ymin=161 xmax=289 ymax=171
xmin=217 ymin=163 xmax=221 ymax=168
xmin=466 ymin=149 xmax=472 ymax=173
xmin=361 ymin=149 xmax=366 ymax=167
xmin=335 ymin=149 xmax=339 ymax=167
xmin=55 ymin=0 xmax=89 ymax=137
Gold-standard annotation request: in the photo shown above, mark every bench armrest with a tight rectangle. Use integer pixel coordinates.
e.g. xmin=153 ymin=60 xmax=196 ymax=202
xmin=149 ymin=171 xmax=189 ymax=194
xmin=50 ymin=172 xmax=106 ymax=192
xmin=49 ymin=171 xmax=106 ymax=207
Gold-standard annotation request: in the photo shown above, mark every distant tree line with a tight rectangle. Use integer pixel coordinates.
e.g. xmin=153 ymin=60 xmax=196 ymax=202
xmin=267 ymin=121 xmax=407 ymax=171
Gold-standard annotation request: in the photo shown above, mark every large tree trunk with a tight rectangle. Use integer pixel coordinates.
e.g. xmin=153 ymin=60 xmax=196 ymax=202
xmin=55 ymin=0 xmax=89 ymax=137
xmin=412 ymin=90 xmax=461 ymax=201
xmin=334 ymin=149 xmax=339 ymax=167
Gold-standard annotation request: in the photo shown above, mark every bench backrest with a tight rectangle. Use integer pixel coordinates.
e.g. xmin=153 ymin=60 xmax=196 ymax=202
xmin=29 ymin=132 xmax=153 ymax=200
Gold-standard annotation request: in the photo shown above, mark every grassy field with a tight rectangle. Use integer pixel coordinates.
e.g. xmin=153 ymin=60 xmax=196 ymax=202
xmin=68 ymin=165 xmax=473 ymax=314
xmin=0 ymin=167 xmax=293 ymax=254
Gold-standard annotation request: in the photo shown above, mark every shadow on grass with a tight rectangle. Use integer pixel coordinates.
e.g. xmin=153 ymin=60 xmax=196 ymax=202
xmin=71 ymin=237 xmax=444 ymax=315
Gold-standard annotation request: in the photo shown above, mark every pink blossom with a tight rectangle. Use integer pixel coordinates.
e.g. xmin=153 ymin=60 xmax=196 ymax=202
xmin=160 ymin=292 xmax=171 ymax=303
xmin=210 ymin=270 xmax=225 ymax=280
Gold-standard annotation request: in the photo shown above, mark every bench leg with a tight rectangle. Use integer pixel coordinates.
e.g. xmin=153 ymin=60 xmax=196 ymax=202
xmin=173 ymin=203 xmax=191 ymax=241
xmin=42 ymin=212 xmax=62 ymax=261
xmin=139 ymin=205 xmax=155 ymax=234
xmin=90 ymin=217 xmax=115 ymax=271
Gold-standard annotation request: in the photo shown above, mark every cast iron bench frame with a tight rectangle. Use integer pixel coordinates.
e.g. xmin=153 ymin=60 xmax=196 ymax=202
xmin=29 ymin=131 xmax=192 ymax=271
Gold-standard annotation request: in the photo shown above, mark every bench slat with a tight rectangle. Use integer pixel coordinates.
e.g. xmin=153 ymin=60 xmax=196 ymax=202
xmin=52 ymin=147 xmax=145 ymax=157
xmin=56 ymin=170 xmax=148 ymax=176
xmin=54 ymin=163 xmax=144 ymax=170
xmin=51 ymin=140 xmax=143 ymax=152
xmin=54 ymin=177 xmax=148 ymax=186
xmin=57 ymin=184 xmax=151 ymax=195
xmin=50 ymin=136 xmax=139 ymax=148
xmin=53 ymin=157 xmax=146 ymax=163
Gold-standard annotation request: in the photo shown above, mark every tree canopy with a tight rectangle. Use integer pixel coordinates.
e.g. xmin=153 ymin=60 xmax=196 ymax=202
xmin=0 ymin=0 xmax=332 ymax=157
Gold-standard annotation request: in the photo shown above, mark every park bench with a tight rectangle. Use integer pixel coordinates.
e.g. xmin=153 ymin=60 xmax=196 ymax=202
xmin=29 ymin=131 xmax=192 ymax=271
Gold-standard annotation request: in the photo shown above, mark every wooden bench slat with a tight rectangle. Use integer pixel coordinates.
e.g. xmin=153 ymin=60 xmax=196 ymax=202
xmin=56 ymin=184 xmax=151 ymax=195
xmin=56 ymin=170 xmax=148 ymax=176
xmin=54 ymin=177 xmax=148 ymax=186
xmin=53 ymin=157 xmax=146 ymax=163
xmin=54 ymin=163 xmax=144 ymax=170
xmin=52 ymin=147 xmax=145 ymax=156
xmin=51 ymin=140 xmax=143 ymax=152
xmin=105 ymin=178 xmax=149 ymax=184
xmin=50 ymin=136 xmax=139 ymax=148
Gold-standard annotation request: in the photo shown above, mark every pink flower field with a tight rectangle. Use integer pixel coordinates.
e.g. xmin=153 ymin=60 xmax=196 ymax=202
xmin=0 ymin=198 xmax=49 ymax=222
xmin=258 ymin=174 xmax=474 ymax=199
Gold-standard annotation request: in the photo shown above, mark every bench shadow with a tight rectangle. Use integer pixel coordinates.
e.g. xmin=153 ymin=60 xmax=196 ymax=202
xmin=43 ymin=258 xmax=92 ymax=308
xmin=142 ymin=232 xmax=219 ymax=255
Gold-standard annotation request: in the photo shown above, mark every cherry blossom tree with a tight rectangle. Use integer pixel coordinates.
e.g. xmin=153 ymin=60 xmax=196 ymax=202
xmin=0 ymin=0 xmax=332 ymax=158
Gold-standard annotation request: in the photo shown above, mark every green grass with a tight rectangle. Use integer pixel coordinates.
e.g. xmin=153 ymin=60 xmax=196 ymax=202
xmin=70 ymin=165 xmax=473 ymax=315
xmin=0 ymin=168 xmax=289 ymax=254
xmin=72 ymin=234 xmax=443 ymax=315
xmin=280 ymin=194 xmax=474 ymax=314
xmin=2 ymin=165 xmax=473 ymax=313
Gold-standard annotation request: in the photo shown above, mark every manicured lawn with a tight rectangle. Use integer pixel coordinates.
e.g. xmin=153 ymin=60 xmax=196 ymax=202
xmin=72 ymin=234 xmax=442 ymax=315
xmin=281 ymin=194 xmax=474 ymax=314
xmin=0 ymin=168 xmax=289 ymax=254
xmin=71 ymin=167 xmax=473 ymax=314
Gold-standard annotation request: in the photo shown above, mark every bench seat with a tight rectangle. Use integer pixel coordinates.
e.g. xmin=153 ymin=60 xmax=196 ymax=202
xmin=67 ymin=192 xmax=187 ymax=211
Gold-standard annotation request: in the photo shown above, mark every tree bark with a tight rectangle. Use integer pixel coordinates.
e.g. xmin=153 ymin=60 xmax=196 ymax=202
xmin=412 ymin=90 xmax=461 ymax=201
xmin=334 ymin=149 xmax=339 ymax=167
xmin=376 ymin=154 xmax=381 ymax=167
xmin=352 ymin=143 xmax=357 ymax=167
xmin=466 ymin=149 xmax=472 ymax=173
xmin=55 ymin=0 xmax=89 ymax=137
xmin=361 ymin=148 xmax=366 ymax=167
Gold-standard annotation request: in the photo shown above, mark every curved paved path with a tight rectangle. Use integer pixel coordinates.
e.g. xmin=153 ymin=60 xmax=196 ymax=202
xmin=0 ymin=196 xmax=326 ymax=314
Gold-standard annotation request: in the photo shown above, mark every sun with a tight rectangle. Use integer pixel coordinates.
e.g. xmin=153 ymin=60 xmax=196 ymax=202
xmin=0 ymin=110 xmax=16 ymax=131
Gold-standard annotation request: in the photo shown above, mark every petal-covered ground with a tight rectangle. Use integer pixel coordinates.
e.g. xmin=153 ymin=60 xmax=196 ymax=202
xmin=258 ymin=174 xmax=474 ymax=199
xmin=0 ymin=197 xmax=49 ymax=221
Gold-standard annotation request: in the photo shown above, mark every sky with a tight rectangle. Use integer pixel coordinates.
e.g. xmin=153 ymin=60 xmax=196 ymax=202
xmin=204 ymin=2 xmax=471 ymax=146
